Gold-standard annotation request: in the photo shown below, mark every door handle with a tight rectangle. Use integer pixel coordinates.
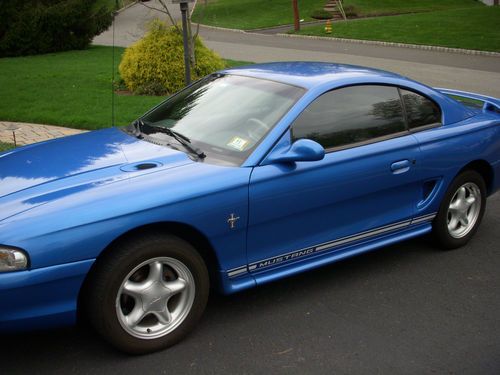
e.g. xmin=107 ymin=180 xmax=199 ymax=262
xmin=391 ymin=160 xmax=411 ymax=174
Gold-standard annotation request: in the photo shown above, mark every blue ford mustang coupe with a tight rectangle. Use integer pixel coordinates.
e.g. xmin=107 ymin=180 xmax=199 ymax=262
xmin=1 ymin=62 xmax=499 ymax=353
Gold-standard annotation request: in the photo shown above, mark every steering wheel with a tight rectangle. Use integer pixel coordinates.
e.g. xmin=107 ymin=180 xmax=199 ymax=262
xmin=245 ymin=118 xmax=269 ymax=141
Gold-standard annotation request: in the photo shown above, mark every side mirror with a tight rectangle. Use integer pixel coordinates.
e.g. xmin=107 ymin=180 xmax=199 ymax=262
xmin=264 ymin=139 xmax=325 ymax=165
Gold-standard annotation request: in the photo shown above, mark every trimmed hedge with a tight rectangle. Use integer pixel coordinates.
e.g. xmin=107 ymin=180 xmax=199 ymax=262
xmin=0 ymin=0 xmax=113 ymax=57
xmin=119 ymin=21 xmax=225 ymax=95
xmin=310 ymin=9 xmax=333 ymax=20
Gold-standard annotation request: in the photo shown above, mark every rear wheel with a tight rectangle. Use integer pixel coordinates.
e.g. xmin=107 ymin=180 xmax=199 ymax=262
xmin=433 ymin=170 xmax=486 ymax=249
xmin=86 ymin=234 xmax=209 ymax=354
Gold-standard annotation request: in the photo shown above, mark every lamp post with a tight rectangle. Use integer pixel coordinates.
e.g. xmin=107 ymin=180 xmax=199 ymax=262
xmin=5 ymin=123 xmax=19 ymax=147
xmin=172 ymin=0 xmax=195 ymax=85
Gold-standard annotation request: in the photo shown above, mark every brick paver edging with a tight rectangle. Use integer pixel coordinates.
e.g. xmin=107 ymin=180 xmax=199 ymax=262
xmin=0 ymin=121 xmax=86 ymax=146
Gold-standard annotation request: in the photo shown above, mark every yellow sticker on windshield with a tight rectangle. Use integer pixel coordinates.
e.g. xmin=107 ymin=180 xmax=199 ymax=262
xmin=227 ymin=136 xmax=249 ymax=151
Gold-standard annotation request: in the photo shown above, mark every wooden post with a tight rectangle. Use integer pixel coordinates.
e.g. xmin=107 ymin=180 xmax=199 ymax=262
xmin=292 ymin=0 xmax=300 ymax=31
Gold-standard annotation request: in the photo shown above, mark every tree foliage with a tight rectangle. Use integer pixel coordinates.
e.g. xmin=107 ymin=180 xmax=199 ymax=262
xmin=0 ymin=0 xmax=113 ymax=57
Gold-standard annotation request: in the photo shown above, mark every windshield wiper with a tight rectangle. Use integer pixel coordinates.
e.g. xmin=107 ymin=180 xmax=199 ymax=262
xmin=134 ymin=119 xmax=206 ymax=159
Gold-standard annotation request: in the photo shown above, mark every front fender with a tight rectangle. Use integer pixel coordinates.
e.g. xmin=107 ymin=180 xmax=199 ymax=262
xmin=0 ymin=163 xmax=252 ymax=274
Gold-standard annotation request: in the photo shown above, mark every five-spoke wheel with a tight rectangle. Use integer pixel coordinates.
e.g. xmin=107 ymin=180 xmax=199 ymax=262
xmin=434 ymin=170 xmax=486 ymax=249
xmin=446 ymin=183 xmax=482 ymax=239
xmin=116 ymin=257 xmax=195 ymax=339
xmin=85 ymin=234 xmax=209 ymax=354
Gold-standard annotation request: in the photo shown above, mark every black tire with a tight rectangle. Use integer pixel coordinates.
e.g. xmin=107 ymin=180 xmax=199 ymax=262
xmin=433 ymin=170 xmax=487 ymax=250
xmin=85 ymin=233 xmax=209 ymax=354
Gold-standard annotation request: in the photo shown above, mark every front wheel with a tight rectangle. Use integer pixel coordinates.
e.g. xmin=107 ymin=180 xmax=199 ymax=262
xmin=85 ymin=234 xmax=209 ymax=354
xmin=433 ymin=170 xmax=486 ymax=249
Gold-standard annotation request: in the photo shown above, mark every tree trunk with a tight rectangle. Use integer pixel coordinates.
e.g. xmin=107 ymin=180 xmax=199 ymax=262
xmin=292 ymin=0 xmax=300 ymax=31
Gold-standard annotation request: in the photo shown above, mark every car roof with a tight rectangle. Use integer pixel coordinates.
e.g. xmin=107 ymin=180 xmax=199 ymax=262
xmin=219 ymin=61 xmax=476 ymax=130
xmin=220 ymin=61 xmax=409 ymax=90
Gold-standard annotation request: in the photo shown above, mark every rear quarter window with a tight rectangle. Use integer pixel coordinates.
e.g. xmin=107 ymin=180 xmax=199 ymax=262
xmin=447 ymin=94 xmax=484 ymax=109
xmin=400 ymin=89 xmax=441 ymax=129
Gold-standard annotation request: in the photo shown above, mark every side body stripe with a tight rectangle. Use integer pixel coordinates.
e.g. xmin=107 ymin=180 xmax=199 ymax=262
xmin=226 ymin=213 xmax=437 ymax=278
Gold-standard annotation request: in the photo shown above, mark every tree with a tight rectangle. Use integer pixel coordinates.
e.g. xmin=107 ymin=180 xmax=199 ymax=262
xmin=292 ymin=0 xmax=300 ymax=31
xmin=137 ymin=0 xmax=208 ymax=69
xmin=0 ymin=0 xmax=113 ymax=57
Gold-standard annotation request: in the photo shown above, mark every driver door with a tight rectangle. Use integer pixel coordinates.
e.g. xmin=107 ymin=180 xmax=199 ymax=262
xmin=246 ymin=85 xmax=421 ymax=275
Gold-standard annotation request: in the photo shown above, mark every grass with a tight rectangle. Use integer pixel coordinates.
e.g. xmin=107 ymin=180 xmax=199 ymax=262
xmin=0 ymin=46 xmax=159 ymax=130
xmin=343 ymin=0 xmax=482 ymax=17
xmin=0 ymin=142 xmax=14 ymax=152
xmin=295 ymin=7 xmax=500 ymax=53
xmin=191 ymin=0 xmax=482 ymax=29
xmin=192 ymin=0 xmax=327 ymax=30
xmin=225 ymin=59 xmax=254 ymax=68
xmin=0 ymin=46 xmax=251 ymax=130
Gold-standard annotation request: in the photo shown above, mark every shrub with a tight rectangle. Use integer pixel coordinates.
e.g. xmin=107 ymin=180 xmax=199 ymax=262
xmin=343 ymin=5 xmax=359 ymax=18
xmin=0 ymin=0 xmax=113 ymax=57
xmin=134 ymin=82 xmax=170 ymax=96
xmin=119 ymin=20 xmax=226 ymax=95
xmin=310 ymin=9 xmax=333 ymax=20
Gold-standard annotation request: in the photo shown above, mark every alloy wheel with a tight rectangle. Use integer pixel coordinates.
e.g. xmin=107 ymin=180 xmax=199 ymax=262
xmin=446 ymin=182 xmax=481 ymax=239
xmin=115 ymin=257 xmax=195 ymax=339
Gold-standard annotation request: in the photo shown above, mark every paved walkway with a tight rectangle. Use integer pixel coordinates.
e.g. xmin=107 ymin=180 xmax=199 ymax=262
xmin=93 ymin=0 xmax=190 ymax=46
xmin=0 ymin=122 xmax=85 ymax=146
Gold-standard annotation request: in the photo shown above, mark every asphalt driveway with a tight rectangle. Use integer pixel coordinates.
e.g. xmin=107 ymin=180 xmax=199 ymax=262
xmin=5 ymin=3 xmax=496 ymax=373
xmin=3 ymin=194 xmax=499 ymax=374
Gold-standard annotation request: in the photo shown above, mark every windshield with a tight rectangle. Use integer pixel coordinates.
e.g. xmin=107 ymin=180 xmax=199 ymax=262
xmin=141 ymin=74 xmax=305 ymax=165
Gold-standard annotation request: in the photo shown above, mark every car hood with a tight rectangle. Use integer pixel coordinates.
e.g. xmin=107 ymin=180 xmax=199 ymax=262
xmin=0 ymin=127 xmax=193 ymax=221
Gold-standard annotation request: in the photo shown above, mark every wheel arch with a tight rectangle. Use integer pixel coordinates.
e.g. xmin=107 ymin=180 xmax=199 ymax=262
xmin=77 ymin=221 xmax=223 ymax=322
xmin=459 ymin=159 xmax=494 ymax=196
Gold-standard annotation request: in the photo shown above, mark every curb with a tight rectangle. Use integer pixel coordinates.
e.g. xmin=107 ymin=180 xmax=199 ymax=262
xmin=199 ymin=24 xmax=500 ymax=57
xmin=200 ymin=24 xmax=247 ymax=34
xmin=275 ymin=33 xmax=500 ymax=57
xmin=115 ymin=1 xmax=137 ymax=15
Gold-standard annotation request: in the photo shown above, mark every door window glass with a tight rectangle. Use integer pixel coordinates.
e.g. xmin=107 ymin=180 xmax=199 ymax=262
xmin=292 ymin=85 xmax=406 ymax=149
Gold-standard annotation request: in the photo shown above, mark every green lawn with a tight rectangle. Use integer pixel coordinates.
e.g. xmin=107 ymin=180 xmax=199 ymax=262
xmin=0 ymin=142 xmax=14 ymax=152
xmin=192 ymin=0 xmax=327 ymax=30
xmin=343 ymin=0 xmax=481 ymax=17
xmin=0 ymin=46 xmax=251 ymax=130
xmin=296 ymin=7 xmax=500 ymax=52
xmin=191 ymin=0 xmax=483 ymax=29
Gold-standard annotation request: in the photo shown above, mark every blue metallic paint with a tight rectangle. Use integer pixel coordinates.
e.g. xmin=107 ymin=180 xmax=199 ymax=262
xmin=247 ymin=130 xmax=421 ymax=271
xmin=0 ymin=62 xmax=499 ymax=332
xmin=252 ymin=223 xmax=433 ymax=287
xmin=0 ymin=259 xmax=94 ymax=331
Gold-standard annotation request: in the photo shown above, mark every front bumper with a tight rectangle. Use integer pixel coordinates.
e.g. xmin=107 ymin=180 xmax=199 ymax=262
xmin=0 ymin=259 xmax=94 ymax=332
